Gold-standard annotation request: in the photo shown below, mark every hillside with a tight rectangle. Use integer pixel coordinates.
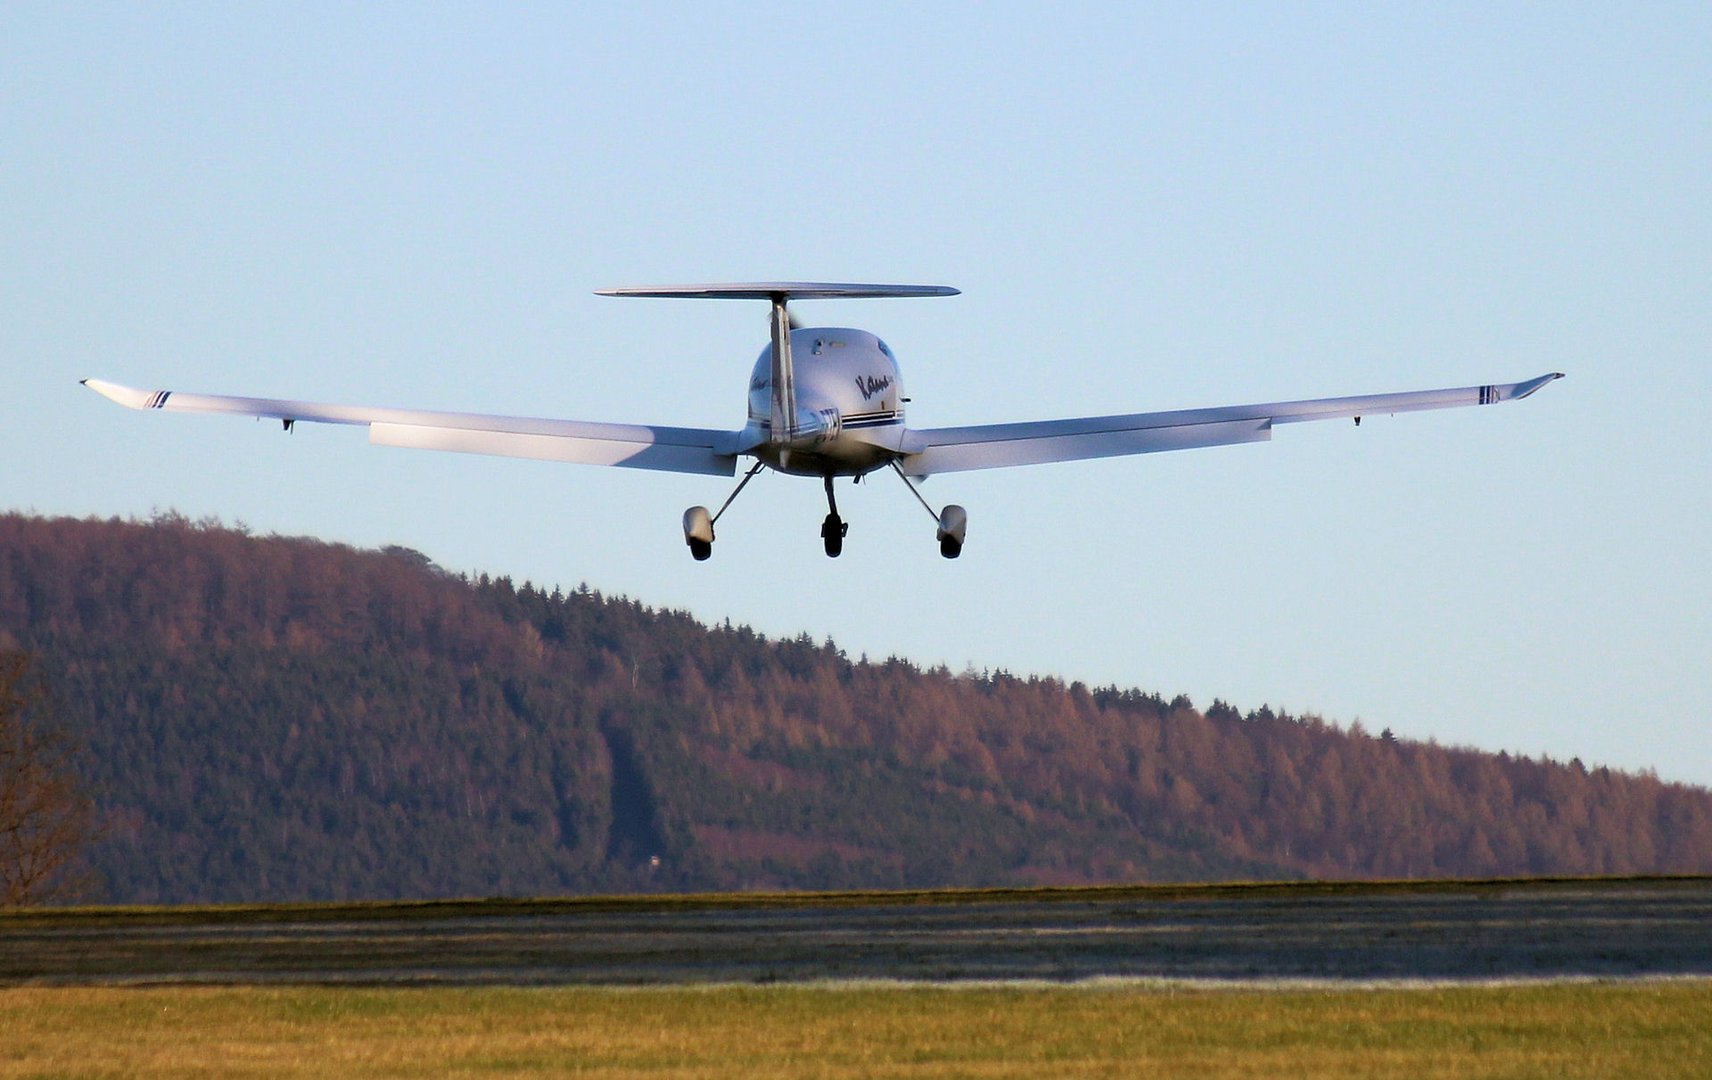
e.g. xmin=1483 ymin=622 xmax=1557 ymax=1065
xmin=2 ymin=511 xmax=1709 ymax=904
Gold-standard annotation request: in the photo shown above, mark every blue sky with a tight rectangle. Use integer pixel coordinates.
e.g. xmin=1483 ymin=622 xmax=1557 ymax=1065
xmin=6 ymin=5 xmax=1709 ymax=784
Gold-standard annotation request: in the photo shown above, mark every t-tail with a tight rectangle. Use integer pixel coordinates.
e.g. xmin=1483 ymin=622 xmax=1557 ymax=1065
xmin=596 ymin=282 xmax=959 ymax=467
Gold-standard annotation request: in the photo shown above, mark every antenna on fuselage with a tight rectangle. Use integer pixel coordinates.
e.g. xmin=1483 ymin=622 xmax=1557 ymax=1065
xmin=596 ymin=282 xmax=960 ymax=456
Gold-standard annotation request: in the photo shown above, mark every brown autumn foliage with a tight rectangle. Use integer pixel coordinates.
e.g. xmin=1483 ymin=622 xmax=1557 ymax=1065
xmin=0 ymin=651 xmax=97 ymax=906
xmin=1 ymin=510 xmax=1709 ymax=903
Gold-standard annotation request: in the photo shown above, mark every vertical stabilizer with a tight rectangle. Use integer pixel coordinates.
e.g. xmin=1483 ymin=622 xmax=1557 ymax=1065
xmin=768 ymin=293 xmax=796 ymax=445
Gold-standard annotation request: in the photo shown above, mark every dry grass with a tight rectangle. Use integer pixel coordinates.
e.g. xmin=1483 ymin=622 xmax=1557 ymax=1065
xmin=2 ymin=981 xmax=1709 ymax=1079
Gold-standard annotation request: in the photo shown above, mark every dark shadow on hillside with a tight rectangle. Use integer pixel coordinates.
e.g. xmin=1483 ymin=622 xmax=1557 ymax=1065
xmin=599 ymin=718 xmax=665 ymax=868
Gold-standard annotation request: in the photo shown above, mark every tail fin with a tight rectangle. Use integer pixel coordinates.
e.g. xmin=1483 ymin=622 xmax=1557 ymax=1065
xmin=768 ymin=293 xmax=796 ymax=445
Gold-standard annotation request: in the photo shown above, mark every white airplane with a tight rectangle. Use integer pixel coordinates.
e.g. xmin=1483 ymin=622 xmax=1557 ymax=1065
xmin=84 ymin=282 xmax=1562 ymax=560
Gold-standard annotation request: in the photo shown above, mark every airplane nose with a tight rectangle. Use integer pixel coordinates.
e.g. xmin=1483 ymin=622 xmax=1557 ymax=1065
xmin=793 ymin=407 xmax=842 ymax=445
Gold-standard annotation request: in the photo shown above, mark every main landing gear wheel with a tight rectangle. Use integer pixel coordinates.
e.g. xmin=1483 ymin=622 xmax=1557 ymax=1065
xmin=683 ymin=506 xmax=715 ymax=561
xmin=936 ymin=504 xmax=967 ymax=560
xmin=887 ymin=462 xmax=969 ymax=560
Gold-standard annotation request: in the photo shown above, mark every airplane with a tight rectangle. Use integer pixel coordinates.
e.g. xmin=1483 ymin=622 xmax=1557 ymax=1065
xmin=83 ymin=282 xmax=1563 ymax=561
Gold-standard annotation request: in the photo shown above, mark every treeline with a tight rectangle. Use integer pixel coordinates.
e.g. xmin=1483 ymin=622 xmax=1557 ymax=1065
xmin=1 ymin=511 xmax=1708 ymax=903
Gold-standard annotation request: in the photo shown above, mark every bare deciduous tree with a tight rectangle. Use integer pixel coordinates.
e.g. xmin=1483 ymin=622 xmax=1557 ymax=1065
xmin=0 ymin=653 xmax=96 ymax=906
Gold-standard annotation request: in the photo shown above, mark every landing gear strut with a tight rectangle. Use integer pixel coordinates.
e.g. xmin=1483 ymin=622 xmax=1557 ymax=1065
xmin=891 ymin=462 xmax=966 ymax=559
xmin=682 ymin=461 xmax=765 ymax=561
xmin=820 ymin=475 xmax=849 ymax=558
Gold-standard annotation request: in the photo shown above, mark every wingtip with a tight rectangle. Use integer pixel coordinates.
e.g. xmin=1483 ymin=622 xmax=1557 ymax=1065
xmin=81 ymin=378 xmax=160 ymax=410
xmin=1511 ymin=371 xmax=1566 ymax=401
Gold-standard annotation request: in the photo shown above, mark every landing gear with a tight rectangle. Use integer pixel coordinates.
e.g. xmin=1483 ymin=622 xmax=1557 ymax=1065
xmin=821 ymin=475 xmax=848 ymax=558
xmin=685 ymin=463 xmax=967 ymax=561
xmin=936 ymin=504 xmax=967 ymax=559
xmin=821 ymin=515 xmax=846 ymax=557
xmin=682 ymin=461 xmax=765 ymax=560
xmin=891 ymin=462 xmax=968 ymax=559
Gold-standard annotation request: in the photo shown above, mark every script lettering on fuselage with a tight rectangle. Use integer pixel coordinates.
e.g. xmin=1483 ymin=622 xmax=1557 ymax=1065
xmin=854 ymin=374 xmax=893 ymax=401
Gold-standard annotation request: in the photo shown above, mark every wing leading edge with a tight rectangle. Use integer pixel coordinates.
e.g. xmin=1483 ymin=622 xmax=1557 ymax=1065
xmin=81 ymin=378 xmax=746 ymax=476
xmin=899 ymin=372 xmax=1564 ymax=477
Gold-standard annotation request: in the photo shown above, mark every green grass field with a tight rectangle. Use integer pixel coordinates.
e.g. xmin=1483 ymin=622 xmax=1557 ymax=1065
xmin=3 ymin=981 xmax=1709 ymax=1079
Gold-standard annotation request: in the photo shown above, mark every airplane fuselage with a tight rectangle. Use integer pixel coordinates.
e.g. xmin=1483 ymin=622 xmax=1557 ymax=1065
xmin=745 ymin=327 xmax=907 ymax=476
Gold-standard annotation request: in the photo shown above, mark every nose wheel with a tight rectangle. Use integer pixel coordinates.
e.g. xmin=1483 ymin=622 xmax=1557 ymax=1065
xmin=820 ymin=514 xmax=847 ymax=557
xmin=820 ymin=476 xmax=848 ymax=557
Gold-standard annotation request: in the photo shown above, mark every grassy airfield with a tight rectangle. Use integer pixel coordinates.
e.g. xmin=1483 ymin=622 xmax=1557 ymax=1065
xmin=4 ymin=879 xmax=1710 ymax=1076
xmin=3 ymin=981 xmax=1709 ymax=1078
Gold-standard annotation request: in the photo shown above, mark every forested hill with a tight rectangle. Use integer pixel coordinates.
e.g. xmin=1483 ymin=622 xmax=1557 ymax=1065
xmin=3 ymin=511 xmax=1709 ymax=904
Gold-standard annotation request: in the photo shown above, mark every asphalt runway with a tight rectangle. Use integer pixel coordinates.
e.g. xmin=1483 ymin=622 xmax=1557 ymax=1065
xmin=3 ymin=878 xmax=1709 ymax=987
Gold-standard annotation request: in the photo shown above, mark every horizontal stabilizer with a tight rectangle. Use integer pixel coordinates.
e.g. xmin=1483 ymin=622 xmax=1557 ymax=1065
xmin=597 ymin=282 xmax=959 ymax=300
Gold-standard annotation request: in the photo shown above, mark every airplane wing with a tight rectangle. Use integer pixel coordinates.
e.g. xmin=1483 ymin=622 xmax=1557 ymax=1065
xmin=899 ymin=372 xmax=1564 ymax=477
xmin=81 ymin=378 xmax=748 ymax=476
